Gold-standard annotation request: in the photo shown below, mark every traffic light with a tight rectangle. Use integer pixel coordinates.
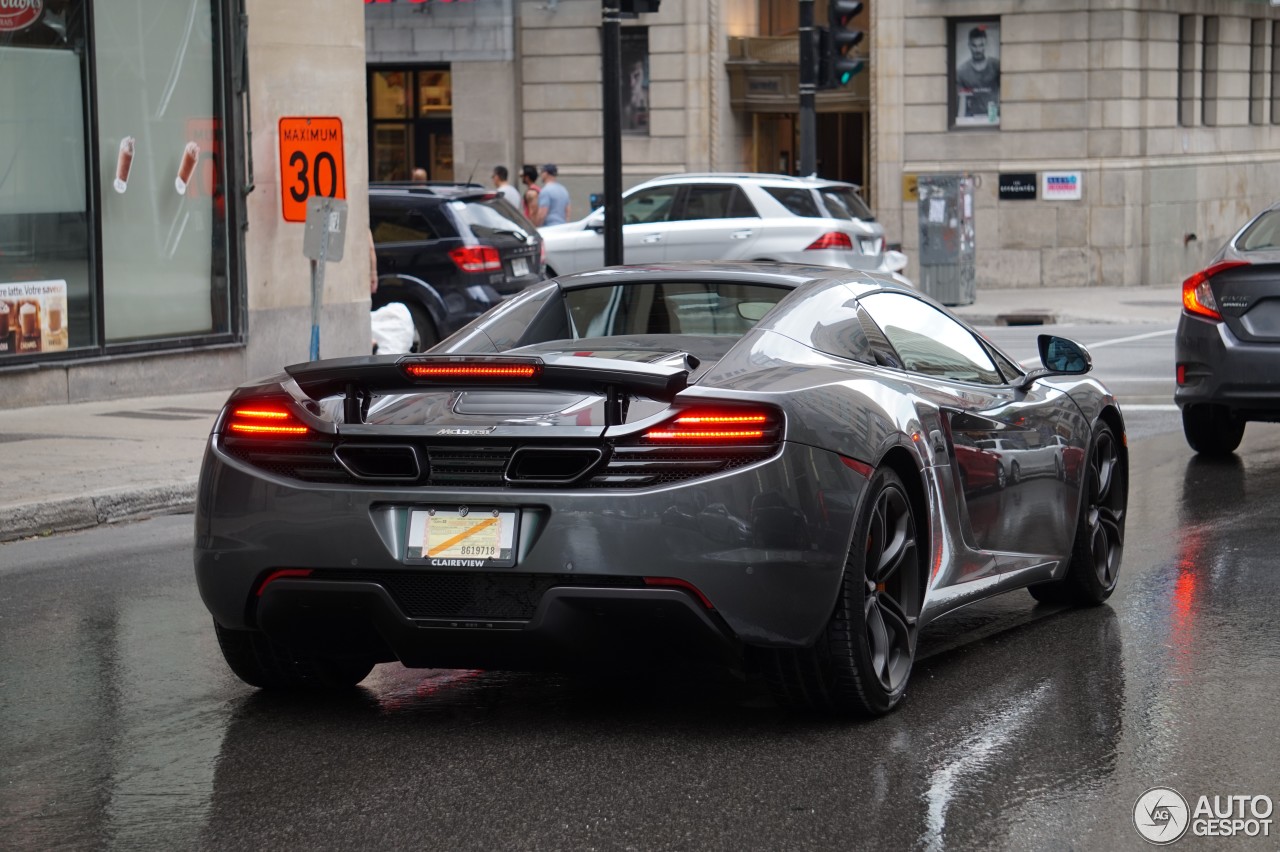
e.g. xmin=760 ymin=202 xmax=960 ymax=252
xmin=820 ymin=0 xmax=865 ymax=89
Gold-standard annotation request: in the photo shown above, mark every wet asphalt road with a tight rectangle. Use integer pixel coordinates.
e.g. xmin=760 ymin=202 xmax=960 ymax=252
xmin=4 ymin=324 xmax=1280 ymax=851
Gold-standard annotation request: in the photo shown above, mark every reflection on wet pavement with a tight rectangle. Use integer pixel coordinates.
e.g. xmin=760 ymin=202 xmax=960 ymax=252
xmin=4 ymin=432 xmax=1280 ymax=849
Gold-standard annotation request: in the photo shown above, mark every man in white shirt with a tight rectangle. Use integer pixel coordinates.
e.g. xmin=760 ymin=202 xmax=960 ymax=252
xmin=491 ymin=166 xmax=522 ymax=210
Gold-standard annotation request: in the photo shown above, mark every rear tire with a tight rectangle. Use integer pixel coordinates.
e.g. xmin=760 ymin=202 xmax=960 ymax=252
xmin=214 ymin=622 xmax=375 ymax=690
xmin=763 ymin=467 xmax=923 ymax=716
xmin=400 ymin=301 xmax=439 ymax=353
xmin=1029 ymin=420 xmax=1126 ymax=606
xmin=1182 ymin=404 xmax=1244 ymax=456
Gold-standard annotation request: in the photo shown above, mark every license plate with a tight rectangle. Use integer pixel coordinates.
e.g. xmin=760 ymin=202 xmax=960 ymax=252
xmin=407 ymin=508 xmax=518 ymax=568
xmin=511 ymin=256 xmax=530 ymax=277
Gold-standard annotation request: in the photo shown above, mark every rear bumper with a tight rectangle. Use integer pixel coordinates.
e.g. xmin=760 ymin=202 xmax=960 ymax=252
xmin=256 ymin=579 xmax=739 ymax=671
xmin=194 ymin=438 xmax=866 ymax=661
xmin=1175 ymin=312 xmax=1280 ymax=417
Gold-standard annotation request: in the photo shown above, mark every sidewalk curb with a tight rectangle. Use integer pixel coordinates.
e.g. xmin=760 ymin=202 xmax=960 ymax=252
xmin=0 ymin=480 xmax=198 ymax=543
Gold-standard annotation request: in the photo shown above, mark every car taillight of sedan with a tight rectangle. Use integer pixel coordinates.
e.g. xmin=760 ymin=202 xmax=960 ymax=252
xmin=1182 ymin=260 xmax=1250 ymax=320
xmin=449 ymin=245 xmax=503 ymax=273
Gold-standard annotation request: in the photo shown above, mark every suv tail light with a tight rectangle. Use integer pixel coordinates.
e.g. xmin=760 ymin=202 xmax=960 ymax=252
xmin=449 ymin=245 xmax=502 ymax=273
xmin=805 ymin=232 xmax=853 ymax=251
xmin=1182 ymin=260 xmax=1249 ymax=320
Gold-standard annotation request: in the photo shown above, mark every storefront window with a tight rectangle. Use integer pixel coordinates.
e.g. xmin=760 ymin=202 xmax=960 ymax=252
xmin=0 ymin=1 xmax=92 ymax=357
xmin=0 ymin=0 xmax=233 ymax=364
xmin=95 ymin=0 xmax=227 ymax=342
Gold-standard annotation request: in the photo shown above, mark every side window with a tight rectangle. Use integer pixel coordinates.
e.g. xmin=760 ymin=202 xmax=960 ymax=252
xmin=622 ymin=186 xmax=679 ymax=225
xmin=728 ymin=186 xmax=760 ymax=218
xmin=370 ymin=202 xmax=439 ymax=244
xmin=764 ymin=186 xmax=822 ymax=218
xmin=680 ymin=185 xmax=737 ymax=221
xmin=859 ymin=292 xmax=1002 ymax=384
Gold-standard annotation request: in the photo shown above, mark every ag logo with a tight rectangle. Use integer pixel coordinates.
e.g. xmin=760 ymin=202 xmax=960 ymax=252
xmin=1134 ymin=787 xmax=1190 ymax=844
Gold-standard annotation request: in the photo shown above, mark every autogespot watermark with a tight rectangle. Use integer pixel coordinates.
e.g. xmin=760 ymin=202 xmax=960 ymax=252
xmin=1134 ymin=787 xmax=1275 ymax=844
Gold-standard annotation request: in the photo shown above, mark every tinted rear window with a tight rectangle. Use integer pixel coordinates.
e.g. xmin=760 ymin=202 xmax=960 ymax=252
xmin=565 ymin=281 xmax=788 ymax=338
xmin=818 ymin=187 xmax=874 ymax=221
xmin=451 ymin=197 xmax=538 ymax=242
xmin=371 ymin=201 xmax=441 ymax=244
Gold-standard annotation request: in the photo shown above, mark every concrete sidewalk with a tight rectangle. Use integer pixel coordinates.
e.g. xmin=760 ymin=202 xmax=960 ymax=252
xmin=0 ymin=283 xmax=1185 ymax=543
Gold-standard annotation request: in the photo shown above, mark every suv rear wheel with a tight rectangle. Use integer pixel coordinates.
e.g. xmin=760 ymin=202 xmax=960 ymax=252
xmin=1182 ymin=404 xmax=1244 ymax=456
xmin=402 ymin=302 xmax=440 ymax=353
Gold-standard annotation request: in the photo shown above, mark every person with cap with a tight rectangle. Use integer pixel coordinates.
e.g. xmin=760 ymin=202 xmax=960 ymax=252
xmin=535 ymin=164 xmax=571 ymax=227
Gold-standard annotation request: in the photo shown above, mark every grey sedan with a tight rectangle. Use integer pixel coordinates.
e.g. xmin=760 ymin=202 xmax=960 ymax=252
xmin=1177 ymin=202 xmax=1280 ymax=455
xmin=195 ymin=262 xmax=1127 ymax=716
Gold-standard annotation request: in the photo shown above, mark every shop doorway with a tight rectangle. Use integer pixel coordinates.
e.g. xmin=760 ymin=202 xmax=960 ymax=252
xmin=368 ymin=67 xmax=454 ymax=182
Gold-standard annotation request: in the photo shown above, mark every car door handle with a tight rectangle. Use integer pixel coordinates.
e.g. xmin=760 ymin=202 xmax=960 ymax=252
xmin=642 ymin=234 xmax=663 ymax=244
xmin=731 ymin=230 xmax=753 ymax=240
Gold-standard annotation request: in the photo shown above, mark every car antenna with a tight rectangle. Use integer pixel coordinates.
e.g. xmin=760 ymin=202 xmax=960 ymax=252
xmin=464 ymin=161 xmax=480 ymax=188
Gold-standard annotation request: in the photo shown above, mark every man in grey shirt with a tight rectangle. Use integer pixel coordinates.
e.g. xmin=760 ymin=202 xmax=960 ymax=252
xmin=535 ymin=164 xmax=571 ymax=227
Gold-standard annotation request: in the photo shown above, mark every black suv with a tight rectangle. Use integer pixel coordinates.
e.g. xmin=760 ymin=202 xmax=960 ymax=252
xmin=370 ymin=183 xmax=545 ymax=350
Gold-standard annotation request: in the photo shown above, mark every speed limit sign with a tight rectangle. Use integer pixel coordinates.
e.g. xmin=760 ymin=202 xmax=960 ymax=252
xmin=278 ymin=117 xmax=346 ymax=222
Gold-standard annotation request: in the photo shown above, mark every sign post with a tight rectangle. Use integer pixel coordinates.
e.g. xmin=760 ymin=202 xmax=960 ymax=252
xmin=302 ymin=196 xmax=348 ymax=361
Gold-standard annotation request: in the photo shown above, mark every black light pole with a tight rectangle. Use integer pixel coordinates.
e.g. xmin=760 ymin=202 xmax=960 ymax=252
xmin=798 ymin=0 xmax=817 ymax=176
xmin=602 ymin=2 xmax=624 ymax=266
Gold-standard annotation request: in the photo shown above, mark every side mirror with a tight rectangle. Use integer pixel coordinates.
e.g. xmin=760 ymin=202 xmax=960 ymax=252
xmin=1018 ymin=334 xmax=1092 ymax=390
xmin=1038 ymin=334 xmax=1092 ymax=374
xmin=587 ymin=216 xmax=605 ymax=233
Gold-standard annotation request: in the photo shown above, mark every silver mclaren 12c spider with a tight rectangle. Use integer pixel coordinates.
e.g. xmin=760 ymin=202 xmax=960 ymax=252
xmin=195 ymin=262 xmax=1127 ymax=716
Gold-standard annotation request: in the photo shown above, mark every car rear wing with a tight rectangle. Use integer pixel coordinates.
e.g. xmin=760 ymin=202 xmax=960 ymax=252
xmin=283 ymin=354 xmax=690 ymax=426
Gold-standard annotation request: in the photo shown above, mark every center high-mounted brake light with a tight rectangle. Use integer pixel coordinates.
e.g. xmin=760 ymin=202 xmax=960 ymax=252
xmin=805 ymin=232 xmax=853 ymax=251
xmin=401 ymin=358 xmax=543 ymax=381
xmin=226 ymin=404 xmax=310 ymax=437
xmin=449 ymin=245 xmax=502 ymax=273
xmin=642 ymin=408 xmax=776 ymax=443
xmin=1182 ymin=260 xmax=1249 ymax=320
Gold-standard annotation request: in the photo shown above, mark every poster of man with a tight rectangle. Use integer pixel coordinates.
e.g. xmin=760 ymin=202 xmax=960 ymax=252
xmin=620 ymin=29 xmax=650 ymax=134
xmin=953 ymin=21 xmax=1001 ymax=127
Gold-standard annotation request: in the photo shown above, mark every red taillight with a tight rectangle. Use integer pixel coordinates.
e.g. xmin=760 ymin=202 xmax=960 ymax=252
xmin=401 ymin=358 xmax=542 ymax=381
xmin=1176 ymin=363 xmax=1187 ymax=385
xmin=226 ymin=404 xmax=310 ymax=437
xmin=642 ymin=408 xmax=776 ymax=443
xmin=1182 ymin=260 xmax=1249 ymax=321
xmin=255 ymin=568 xmax=313 ymax=596
xmin=643 ymin=576 xmax=713 ymax=609
xmin=805 ymin=232 xmax=853 ymax=251
xmin=449 ymin=245 xmax=502 ymax=273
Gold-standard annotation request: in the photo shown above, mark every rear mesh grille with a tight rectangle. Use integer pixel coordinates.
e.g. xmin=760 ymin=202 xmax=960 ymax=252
xmin=311 ymin=570 xmax=645 ymax=620
xmin=223 ymin=438 xmax=778 ymax=489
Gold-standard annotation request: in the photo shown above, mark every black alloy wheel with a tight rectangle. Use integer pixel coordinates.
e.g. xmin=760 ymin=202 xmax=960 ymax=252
xmin=1029 ymin=420 xmax=1126 ymax=606
xmin=762 ymin=467 xmax=923 ymax=716
xmin=1182 ymin=404 xmax=1245 ymax=456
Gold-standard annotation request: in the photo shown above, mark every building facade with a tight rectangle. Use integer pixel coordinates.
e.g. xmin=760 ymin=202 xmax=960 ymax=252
xmin=1 ymin=0 xmax=370 ymax=408
xmin=873 ymin=1 xmax=1280 ymax=290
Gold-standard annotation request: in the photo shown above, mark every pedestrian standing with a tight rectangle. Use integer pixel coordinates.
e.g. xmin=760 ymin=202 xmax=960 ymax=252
xmin=535 ymin=164 xmax=571 ymax=227
xmin=520 ymin=165 xmax=541 ymax=221
xmin=492 ymin=166 xmax=522 ymax=209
